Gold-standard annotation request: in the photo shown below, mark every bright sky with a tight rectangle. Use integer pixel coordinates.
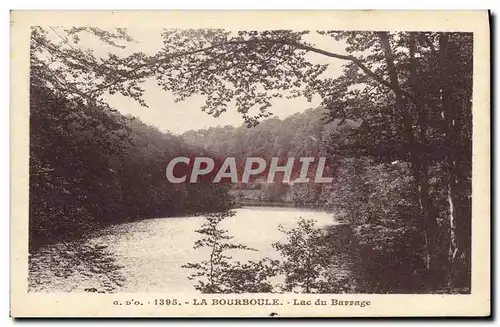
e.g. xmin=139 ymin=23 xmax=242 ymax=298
xmin=73 ymin=28 xmax=349 ymax=134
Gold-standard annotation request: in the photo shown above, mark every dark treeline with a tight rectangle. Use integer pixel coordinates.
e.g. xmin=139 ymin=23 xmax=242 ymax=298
xmin=29 ymin=85 xmax=232 ymax=251
xmin=182 ymin=108 xmax=328 ymax=160
xmin=182 ymin=108 xmax=360 ymax=206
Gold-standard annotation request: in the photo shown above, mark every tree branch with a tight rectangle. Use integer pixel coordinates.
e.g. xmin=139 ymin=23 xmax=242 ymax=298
xmin=92 ymin=36 xmax=416 ymax=104
xmin=155 ymin=38 xmax=415 ymax=101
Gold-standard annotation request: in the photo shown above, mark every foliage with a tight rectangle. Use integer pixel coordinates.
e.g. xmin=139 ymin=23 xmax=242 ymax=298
xmin=221 ymin=258 xmax=280 ymax=293
xmin=183 ymin=211 xmax=279 ymax=293
xmin=273 ymin=219 xmax=332 ymax=293
xmin=321 ymin=157 xmax=429 ymax=292
xmin=29 ymin=85 xmax=232 ymax=250
xmin=181 ymin=107 xmax=337 ymax=207
xmin=30 ymin=26 xmax=148 ymax=107
xmin=28 ymin=242 xmax=126 ymax=293
xmin=156 ymin=30 xmax=327 ymax=126
xmin=286 ymin=184 xmax=324 ymax=207
xmin=182 ymin=108 xmax=327 ymax=162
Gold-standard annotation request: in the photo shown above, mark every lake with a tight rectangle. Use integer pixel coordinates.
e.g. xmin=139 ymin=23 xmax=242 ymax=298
xmin=29 ymin=206 xmax=339 ymax=293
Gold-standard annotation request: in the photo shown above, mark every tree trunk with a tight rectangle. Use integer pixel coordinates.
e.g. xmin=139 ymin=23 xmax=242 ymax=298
xmin=378 ymin=32 xmax=438 ymax=277
xmin=440 ymin=32 xmax=458 ymax=280
xmin=408 ymin=33 xmax=439 ymax=277
xmin=439 ymin=33 xmax=469 ymax=288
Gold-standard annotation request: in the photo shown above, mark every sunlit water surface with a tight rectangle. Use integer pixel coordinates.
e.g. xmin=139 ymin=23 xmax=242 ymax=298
xmin=92 ymin=206 xmax=338 ymax=293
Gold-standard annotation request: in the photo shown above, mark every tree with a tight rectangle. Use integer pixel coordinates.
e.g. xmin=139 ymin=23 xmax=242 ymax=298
xmin=182 ymin=211 xmax=278 ymax=293
xmin=30 ymin=26 xmax=148 ymax=108
xmin=273 ymin=219 xmax=331 ymax=293
xmin=322 ymin=156 xmax=425 ymax=292
xmin=438 ymin=33 xmax=473 ymax=287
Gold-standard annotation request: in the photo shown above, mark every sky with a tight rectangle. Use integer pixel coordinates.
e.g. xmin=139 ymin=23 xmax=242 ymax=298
xmin=72 ymin=28 xmax=349 ymax=134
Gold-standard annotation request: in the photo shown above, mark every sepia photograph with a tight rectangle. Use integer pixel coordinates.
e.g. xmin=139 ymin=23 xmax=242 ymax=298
xmin=10 ymin=10 xmax=490 ymax=317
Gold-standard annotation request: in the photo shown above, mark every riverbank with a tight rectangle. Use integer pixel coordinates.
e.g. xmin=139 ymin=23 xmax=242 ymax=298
xmin=234 ymin=200 xmax=320 ymax=209
xmin=28 ymin=241 xmax=125 ymax=293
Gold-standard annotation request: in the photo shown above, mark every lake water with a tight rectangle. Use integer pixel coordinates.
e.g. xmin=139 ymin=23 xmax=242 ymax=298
xmin=29 ymin=206 xmax=339 ymax=293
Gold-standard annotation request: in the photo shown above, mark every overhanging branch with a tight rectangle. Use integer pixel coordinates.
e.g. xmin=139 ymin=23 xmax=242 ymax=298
xmin=89 ymin=36 xmax=417 ymax=104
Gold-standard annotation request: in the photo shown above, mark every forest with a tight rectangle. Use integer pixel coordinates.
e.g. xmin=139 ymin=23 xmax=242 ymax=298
xmin=29 ymin=27 xmax=472 ymax=293
xmin=182 ymin=107 xmax=358 ymax=206
xmin=30 ymin=84 xmax=233 ymax=250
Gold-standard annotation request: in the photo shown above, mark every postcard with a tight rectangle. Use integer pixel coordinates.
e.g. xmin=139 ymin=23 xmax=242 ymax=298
xmin=10 ymin=10 xmax=490 ymax=317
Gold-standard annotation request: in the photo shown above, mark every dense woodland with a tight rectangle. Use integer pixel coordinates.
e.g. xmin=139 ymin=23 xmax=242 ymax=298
xmin=182 ymin=107 xmax=360 ymax=206
xmin=29 ymin=27 xmax=472 ymax=293
xmin=30 ymin=85 xmax=233 ymax=250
